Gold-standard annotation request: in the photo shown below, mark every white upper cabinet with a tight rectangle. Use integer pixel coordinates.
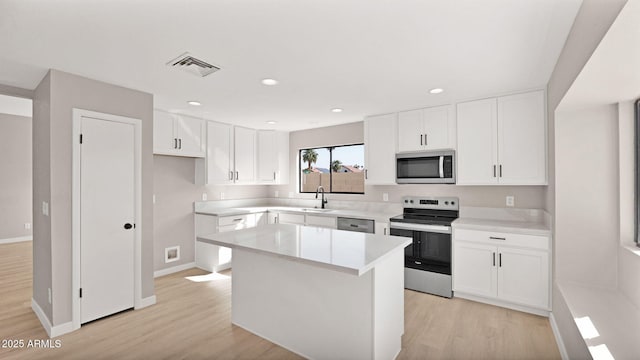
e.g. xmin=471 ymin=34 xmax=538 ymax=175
xmin=204 ymin=121 xmax=234 ymax=184
xmin=153 ymin=110 xmax=205 ymax=157
xmin=364 ymin=113 xmax=397 ymax=185
xmin=257 ymin=130 xmax=289 ymax=184
xmin=233 ymin=126 xmax=256 ymax=184
xmin=456 ymin=90 xmax=546 ymax=185
xmin=497 ymin=91 xmax=546 ymax=185
xmin=397 ymin=105 xmax=455 ymax=152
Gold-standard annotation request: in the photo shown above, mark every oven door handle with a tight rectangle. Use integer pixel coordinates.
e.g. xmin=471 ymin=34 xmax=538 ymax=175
xmin=389 ymin=222 xmax=452 ymax=234
xmin=439 ymin=156 xmax=444 ymax=178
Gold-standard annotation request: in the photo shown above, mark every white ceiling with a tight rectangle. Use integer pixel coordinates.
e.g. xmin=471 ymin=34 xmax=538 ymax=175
xmin=558 ymin=0 xmax=640 ymax=112
xmin=0 ymin=0 xmax=582 ymax=131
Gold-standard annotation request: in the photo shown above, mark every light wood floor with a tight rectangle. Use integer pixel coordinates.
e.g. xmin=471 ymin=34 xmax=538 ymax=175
xmin=0 ymin=241 xmax=560 ymax=359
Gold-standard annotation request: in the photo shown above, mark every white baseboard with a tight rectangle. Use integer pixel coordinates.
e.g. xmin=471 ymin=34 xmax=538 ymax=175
xmin=136 ymin=295 xmax=156 ymax=309
xmin=454 ymin=292 xmax=550 ymax=317
xmin=154 ymin=262 xmax=196 ymax=278
xmin=31 ymin=298 xmax=74 ymax=338
xmin=0 ymin=236 xmax=32 ymax=245
xmin=549 ymin=312 xmax=569 ymax=360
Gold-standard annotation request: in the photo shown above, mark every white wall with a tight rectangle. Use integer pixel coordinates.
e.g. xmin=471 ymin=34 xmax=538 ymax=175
xmin=555 ymin=105 xmax=620 ymax=288
xmin=0 ymin=113 xmax=32 ymax=240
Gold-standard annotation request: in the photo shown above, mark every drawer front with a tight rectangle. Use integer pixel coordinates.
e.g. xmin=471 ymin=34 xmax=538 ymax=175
xmin=454 ymin=228 xmax=549 ymax=251
xmin=218 ymin=214 xmax=255 ymax=227
xmin=305 ymin=215 xmax=337 ymax=228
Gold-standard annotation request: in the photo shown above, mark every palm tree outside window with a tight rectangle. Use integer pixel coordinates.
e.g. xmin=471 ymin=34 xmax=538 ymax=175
xmin=299 ymin=144 xmax=364 ymax=194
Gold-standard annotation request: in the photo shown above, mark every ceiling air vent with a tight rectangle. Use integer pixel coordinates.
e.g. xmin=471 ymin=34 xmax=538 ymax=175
xmin=167 ymin=52 xmax=220 ymax=77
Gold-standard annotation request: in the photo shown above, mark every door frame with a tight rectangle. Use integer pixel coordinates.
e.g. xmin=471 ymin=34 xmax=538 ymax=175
xmin=71 ymin=108 xmax=143 ymax=330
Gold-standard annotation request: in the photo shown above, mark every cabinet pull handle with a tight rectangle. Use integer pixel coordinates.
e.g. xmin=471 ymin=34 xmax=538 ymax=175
xmin=235 ymin=171 xmax=239 ymax=180
xmin=425 ymin=133 xmax=427 ymax=146
xmin=273 ymin=172 xmax=276 ymax=181
xmin=229 ymin=171 xmax=234 ymax=180
xmin=178 ymin=138 xmax=182 ymax=149
xmin=233 ymin=218 xmax=242 ymax=222
xmin=174 ymin=138 xmax=178 ymax=149
xmin=499 ymin=253 xmax=502 ymax=267
xmin=420 ymin=134 xmax=423 ymax=146
xmin=365 ymin=169 xmax=368 ymax=179
xmin=489 ymin=236 xmax=506 ymax=241
xmin=493 ymin=165 xmax=497 ymax=178
xmin=492 ymin=252 xmax=496 ymax=266
xmin=499 ymin=164 xmax=503 ymax=177
xmin=384 ymin=228 xmax=387 ymax=235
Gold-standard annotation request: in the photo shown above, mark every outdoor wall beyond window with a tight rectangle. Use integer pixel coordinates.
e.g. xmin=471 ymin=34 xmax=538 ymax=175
xmin=299 ymin=144 xmax=365 ymax=194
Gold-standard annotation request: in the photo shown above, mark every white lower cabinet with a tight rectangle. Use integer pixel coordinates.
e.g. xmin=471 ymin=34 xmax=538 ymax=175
xmin=453 ymin=228 xmax=550 ymax=314
xmin=305 ymin=215 xmax=337 ymax=229
xmin=195 ymin=213 xmax=260 ymax=272
xmin=277 ymin=213 xmax=305 ymax=225
xmin=375 ymin=221 xmax=389 ymax=236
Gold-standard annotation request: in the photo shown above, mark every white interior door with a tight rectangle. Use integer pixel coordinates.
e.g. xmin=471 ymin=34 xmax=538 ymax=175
xmin=80 ymin=115 xmax=135 ymax=324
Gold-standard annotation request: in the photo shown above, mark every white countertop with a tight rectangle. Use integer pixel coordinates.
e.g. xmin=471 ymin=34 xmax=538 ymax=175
xmin=452 ymin=217 xmax=551 ymax=236
xmin=197 ymin=224 xmax=411 ymax=276
xmin=195 ymin=206 xmax=399 ymax=224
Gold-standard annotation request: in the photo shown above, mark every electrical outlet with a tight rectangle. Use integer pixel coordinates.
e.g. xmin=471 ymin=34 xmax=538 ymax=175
xmin=274 ymin=191 xmax=279 ymax=198
xmin=24 ymin=223 xmax=31 ymax=230
xmin=220 ymin=192 xmax=225 ymax=200
xmin=202 ymin=193 xmax=208 ymax=201
xmin=383 ymin=193 xmax=389 ymax=202
xmin=48 ymin=288 xmax=52 ymax=304
xmin=506 ymin=196 xmax=515 ymax=207
xmin=42 ymin=201 xmax=49 ymax=216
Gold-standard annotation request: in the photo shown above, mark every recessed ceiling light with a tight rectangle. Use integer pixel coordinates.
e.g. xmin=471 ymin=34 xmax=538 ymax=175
xmin=187 ymin=101 xmax=201 ymax=106
xmin=266 ymin=121 xmax=277 ymax=124
xmin=429 ymin=88 xmax=444 ymax=94
xmin=261 ymin=78 xmax=278 ymax=86
xmin=331 ymin=108 xmax=343 ymax=113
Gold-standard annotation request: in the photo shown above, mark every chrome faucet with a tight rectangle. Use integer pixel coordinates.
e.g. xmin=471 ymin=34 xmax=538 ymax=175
xmin=315 ymin=186 xmax=328 ymax=209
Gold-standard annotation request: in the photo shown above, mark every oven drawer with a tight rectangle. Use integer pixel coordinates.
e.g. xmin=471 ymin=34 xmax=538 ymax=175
xmin=453 ymin=228 xmax=549 ymax=251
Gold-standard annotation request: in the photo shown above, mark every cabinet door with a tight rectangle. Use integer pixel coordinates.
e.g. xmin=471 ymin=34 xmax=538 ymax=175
xmin=278 ymin=213 xmax=305 ymax=225
xmin=257 ymin=130 xmax=278 ymax=183
xmin=456 ymin=98 xmax=498 ymax=185
xmin=153 ymin=110 xmax=178 ymax=155
xmin=267 ymin=212 xmax=279 ymax=224
xmin=497 ymin=247 xmax=549 ymax=309
xmin=397 ymin=109 xmax=424 ymax=152
xmin=206 ymin=121 xmax=234 ymax=184
xmin=234 ymin=127 xmax=256 ymax=184
xmin=374 ymin=221 xmax=389 ymax=236
xmin=305 ymin=215 xmax=337 ymax=229
xmin=176 ymin=114 xmax=205 ymax=157
xmin=423 ymin=105 xmax=455 ymax=150
xmin=276 ymin=131 xmax=290 ymax=184
xmin=452 ymin=242 xmax=497 ymax=298
xmin=364 ymin=113 xmax=397 ymax=185
xmin=497 ymin=90 xmax=547 ymax=185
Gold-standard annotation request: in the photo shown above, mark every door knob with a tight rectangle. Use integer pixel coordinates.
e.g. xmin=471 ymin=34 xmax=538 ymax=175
xmin=124 ymin=223 xmax=133 ymax=230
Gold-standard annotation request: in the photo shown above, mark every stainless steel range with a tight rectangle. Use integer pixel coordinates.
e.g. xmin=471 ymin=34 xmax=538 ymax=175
xmin=389 ymin=196 xmax=459 ymax=298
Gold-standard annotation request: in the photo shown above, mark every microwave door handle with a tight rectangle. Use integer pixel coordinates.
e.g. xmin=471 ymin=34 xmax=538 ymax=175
xmin=439 ymin=156 xmax=444 ymax=178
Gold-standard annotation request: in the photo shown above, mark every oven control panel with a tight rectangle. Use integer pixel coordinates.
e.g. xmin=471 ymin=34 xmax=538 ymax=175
xmin=402 ymin=196 xmax=459 ymax=210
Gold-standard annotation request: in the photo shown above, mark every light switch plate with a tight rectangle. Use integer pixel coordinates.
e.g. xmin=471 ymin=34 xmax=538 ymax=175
xmin=42 ymin=201 xmax=49 ymax=216
xmin=202 ymin=193 xmax=208 ymax=201
xmin=24 ymin=223 xmax=31 ymax=230
xmin=220 ymin=192 xmax=225 ymax=200
xmin=383 ymin=193 xmax=389 ymax=202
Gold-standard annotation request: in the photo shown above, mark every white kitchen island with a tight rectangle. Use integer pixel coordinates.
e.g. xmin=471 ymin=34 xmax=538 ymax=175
xmin=197 ymin=224 xmax=411 ymax=360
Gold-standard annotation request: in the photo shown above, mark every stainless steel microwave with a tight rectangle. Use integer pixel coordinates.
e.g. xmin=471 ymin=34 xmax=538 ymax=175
xmin=396 ymin=150 xmax=456 ymax=184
